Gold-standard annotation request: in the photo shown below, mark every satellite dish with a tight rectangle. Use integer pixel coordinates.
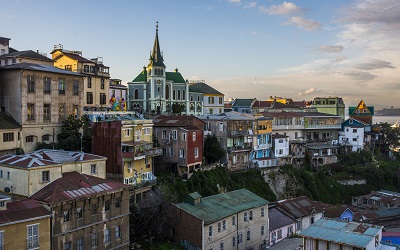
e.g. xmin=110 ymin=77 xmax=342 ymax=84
xmin=4 ymin=187 xmax=10 ymax=193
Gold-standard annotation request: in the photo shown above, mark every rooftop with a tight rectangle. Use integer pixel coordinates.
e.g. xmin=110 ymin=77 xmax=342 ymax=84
xmin=0 ymin=112 xmax=21 ymax=130
xmin=1 ymin=62 xmax=82 ymax=76
xmin=188 ymin=82 xmax=223 ymax=95
xmin=175 ymin=189 xmax=269 ymax=225
xmin=269 ymin=204 xmax=296 ymax=231
xmin=30 ymin=171 xmax=129 ymax=204
xmin=0 ymin=50 xmax=53 ymax=62
xmin=152 ymin=115 xmax=204 ymax=127
xmin=277 ymin=196 xmax=325 ymax=218
xmin=0 ymin=199 xmax=51 ymax=225
xmin=300 ymin=218 xmax=382 ymax=248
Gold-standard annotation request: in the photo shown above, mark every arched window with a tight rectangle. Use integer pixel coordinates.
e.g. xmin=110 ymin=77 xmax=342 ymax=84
xmin=182 ymin=90 xmax=185 ymax=100
xmin=166 ymin=85 xmax=170 ymax=99
xmin=178 ymin=90 xmax=181 ymax=100
xmin=160 ymin=69 xmax=163 ymax=76
xmin=197 ymin=96 xmax=200 ymax=102
xmin=173 ymin=90 xmax=176 ymax=100
xmin=190 ymin=96 xmax=193 ymax=101
xmin=134 ymin=89 xmax=139 ymax=99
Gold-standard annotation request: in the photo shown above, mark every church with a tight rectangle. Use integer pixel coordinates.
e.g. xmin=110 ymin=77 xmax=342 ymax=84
xmin=128 ymin=23 xmax=196 ymax=115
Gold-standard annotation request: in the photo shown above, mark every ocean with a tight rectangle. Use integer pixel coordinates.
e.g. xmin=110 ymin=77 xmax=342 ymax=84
xmin=373 ymin=116 xmax=400 ymax=125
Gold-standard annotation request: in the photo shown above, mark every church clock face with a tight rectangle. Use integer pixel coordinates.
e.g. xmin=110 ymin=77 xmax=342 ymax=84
xmin=157 ymin=79 xmax=161 ymax=85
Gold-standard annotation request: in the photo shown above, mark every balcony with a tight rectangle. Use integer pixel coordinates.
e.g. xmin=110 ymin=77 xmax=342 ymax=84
xmin=144 ymin=148 xmax=162 ymax=157
xmin=228 ymin=130 xmax=252 ymax=137
xmin=304 ymin=124 xmax=341 ymax=129
xmin=121 ymin=151 xmax=145 ymax=160
xmin=227 ymin=144 xmax=252 ymax=152
xmin=253 ymin=143 xmax=271 ymax=151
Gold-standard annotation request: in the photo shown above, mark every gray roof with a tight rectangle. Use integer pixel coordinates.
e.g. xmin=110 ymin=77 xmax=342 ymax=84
xmin=0 ymin=113 xmax=20 ymax=130
xmin=197 ymin=111 xmax=255 ymax=121
xmin=189 ymin=82 xmax=223 ymax=95
xmin=175 ymin=189 xmax=269 ymax=225
xmin=0 ymin=50 xmax=53 ymax=62
xmin=300 ymin=218 xmax=382 ymax=248
xmin=269 ymin=205 xmax=296 ymax=231
xmin=232 ymin=98 xmax=256 ymax=107
xmin=1 ymin=62 xmax=82 ymax=76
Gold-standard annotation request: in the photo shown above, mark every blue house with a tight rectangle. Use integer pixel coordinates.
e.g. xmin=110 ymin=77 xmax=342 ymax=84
xmin=324 ymin=205 xmax=357 ymax=221
xmin=382 ymin=232 xmax=400 ymax=247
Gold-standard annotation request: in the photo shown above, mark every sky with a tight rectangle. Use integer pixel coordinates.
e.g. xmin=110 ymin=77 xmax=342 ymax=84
xmin=2 ymin=0 xmax=399 ymax=108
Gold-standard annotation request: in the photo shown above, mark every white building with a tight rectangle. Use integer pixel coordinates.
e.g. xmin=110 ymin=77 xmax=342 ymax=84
xmin=338 ymin=118 xmax=367 ymax=152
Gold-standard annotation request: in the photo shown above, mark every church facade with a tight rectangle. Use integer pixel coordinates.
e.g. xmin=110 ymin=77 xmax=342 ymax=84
xmin=128 ymin=24 xmax=200 ymax=116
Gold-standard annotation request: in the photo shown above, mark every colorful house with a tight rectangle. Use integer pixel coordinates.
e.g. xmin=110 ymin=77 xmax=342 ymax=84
xmin=349 ymin=100 xmax=374 ymax=124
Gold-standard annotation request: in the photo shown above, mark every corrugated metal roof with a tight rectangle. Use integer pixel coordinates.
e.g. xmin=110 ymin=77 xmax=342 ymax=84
xmin=300 ymin=218 xmax=382 ymax=248
xmin=175 ymin=189 xmax=269 ymax=225
xmin=269 ymin=205 xmax=296 ymax=231
xmin=278 ymin=196 xmax=325 ymax=219
xmin=2 ymin=62 xmax=82 ymax=76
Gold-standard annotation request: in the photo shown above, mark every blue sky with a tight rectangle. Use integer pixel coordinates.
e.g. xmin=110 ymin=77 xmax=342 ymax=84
xmin=2 ymin=0 xmax=399 ymax=108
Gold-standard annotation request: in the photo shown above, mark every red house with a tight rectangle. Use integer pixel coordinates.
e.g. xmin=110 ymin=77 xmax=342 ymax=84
xmin=153 ymin=115 xmax=204 ymax=178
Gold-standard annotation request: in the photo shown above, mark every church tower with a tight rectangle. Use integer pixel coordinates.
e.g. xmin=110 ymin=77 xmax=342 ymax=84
xmin=147 ymin=22 xmax=167 ymax=114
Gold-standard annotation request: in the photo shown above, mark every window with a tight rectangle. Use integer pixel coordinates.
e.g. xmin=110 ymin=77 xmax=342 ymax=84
xmin=6 ymin=172 xmax=10 ymax=180
xmin=42 ymin=171 xmax=50 ymax=183
xmin=232 ymin=216 xmax=236 ymax=225
xmin=218 ymin=222 xmax=221 ymax=232
xmin=87 ymin=77 xmax=92 ymax=88
xmin=91 ymin=232 xmax=98 ymax=247
xmin=0 ymin=170 xmax=2 ymax=178
xmin=115 ymin=198 xmax=121 ymax=208
xmin=353 ymin=138 xmax=357 ymax=142
xmin=104 ymin=228 xmax=110 ymax=243
xmin=73 ymin=105 xmax=79 ymax=119
xmin=246 ymin=230 xmax=250 ymax=241
xmin=261 ymin=226 xmax=265 ymax=236
xmin=4 ymin=59 xmax=8 ymax=65
xmin=249 ymin=210 xmax=253 ymax=220
xmin=101 ymin=78 xmax=105 ymax=89
xmin=222 ymin=220 xmax=226 ymax=230
xmin=172 ymin=130 xmax=177 ymax=140
xmin=77 ymin=207 xmax=83 ymax=219
xmin=195 ymin=147 xmax=199 ymax=158
xmin=297 ymin=220 xmax=302 ymax=230
xmin=353 ymin=128 xmax=357 ymax=133
xmin=169 ymin=147 xmax=174 ymax=157
xmin=44 ymin=77 xmax=51 ymax=93
xmin=87 ymin=92 xmax=93 ymax=104
xmin=192 ymin=132 xmax=196 ymax=141
xmin=59 ymin=103 xmax=66 ymax=121
xmin=219 ymin=122 xmax=223 ymax=132
xmin=64 ymin=241 xmax=71 ymax=250
xmin=182 ymin=133 xmax=186 ymax=141
xmin=63 ymin=210 xmax=70 ymax=222
xmin=232 ymin=236 xmax=236 ymax=247
xmin=179 ymin=149 xmax=185 ymax=158
xmin=105 ymin=200 xmax=110 ymax=212
xmin=27 ymin=103 xmax=35 ymax=120
xmin=277 ymin=229 xmax=282 ymax=239
xmin=244 ymin=211 xmax=248 ymax=221
xmin=209 ymin=97 xmax=214 ymax=104
xmin=27 ymin=76 xmax=35 ymax=92
xmin=73 ymin=80 xmax=79 ymax=95
xmin=91 ymin=204 xmax=97 ymax=215
xmin=219 ymin=97 xmax=223 ymax=104
xmin=90 ymin=66 xmax=95 ymax=73
xmin=27 ymin=224 xmax=39 ymax=248
xmin=0 ymin=231 xmax=3 ymax=250
xmin=116 ymin=225 xmax=121 ymax=238
xmin=261 ymin=207 xmax=265 ymax=217
xmin=100 ymin=93 xmax=106 ymax=105
xmin=58 ymin=79 xmax=66 ymax=94
xmin=209 ymin=226 xmax=212 ymax=236
xmin=238 ymin=233 xmax=242 ymax=244
xmin=43 ymin=104 xmax=51 ymax=120
xmin=162 ymin=129 xmax=167 ymax=139
xmin=3 ymin=132 xmax=14 ymax=142
xmin=220 ymin=242 xmax=224 ymax=250
xmin=91 ymin=164 xmax=97 ymax=174
xmin=77 ymin=238 xmax=84 ymax=250
xmin=84 ymin=65 xmax=89 ymax=73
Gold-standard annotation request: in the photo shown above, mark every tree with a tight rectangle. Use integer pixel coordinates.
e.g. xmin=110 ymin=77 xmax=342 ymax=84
xmin=57 ymin=115 xmax=92 ymax=152
xmin=172 ymin=102 xmax=183 ymax=115
xmin=204 ymin=134 xmax=226 ymax=164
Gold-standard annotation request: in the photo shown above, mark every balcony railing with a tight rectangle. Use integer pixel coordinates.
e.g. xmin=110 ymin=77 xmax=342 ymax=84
xmin=121 ymin=151 xmax=145 ymax=160
xmin=228 ymin=130 xmax=252 ymax=137
xmin=144 ymin=148 xmax=162 ymax=156
xmin=304 ymin=124 xmax=341 ymax=129
xmin=227 ymin=144 xmax=252 ymax=152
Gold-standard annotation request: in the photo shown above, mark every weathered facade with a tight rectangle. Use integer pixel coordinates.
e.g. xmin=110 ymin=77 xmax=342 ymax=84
xmin=30 ymin=171 xmax=130 ymax=250
xmin=168 ymin=189 xmax=270 ymax=250
xmin=0 ymin=112 xmax=21 ymax=156
xmin=0 ymin=63 xmax=84 ymax=152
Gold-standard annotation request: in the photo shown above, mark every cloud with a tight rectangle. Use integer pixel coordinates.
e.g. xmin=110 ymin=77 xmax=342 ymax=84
xmin=228 ymin=0 xmax=241 ymax=3
xmin=265 ymin=2 xmax=302 ymax=15
xmin=341 ymin=0 xmax=400 ymax=30
xmin=284 ymin=16 xmax=322 ymax=31
xmin=354 ymin=59 xmax=396 ymax=70
xmin=318 ymin=45 xmax=344 ymax=53
xmin=343 ymin=71 xmax=377 ymax=81
xmin=335 ymin=56 xmax=347 ymax=62
xmin=298 ymin=88 xmax=319 ymax=96
xmin=244 ymin=1 xmax=257 ymax=9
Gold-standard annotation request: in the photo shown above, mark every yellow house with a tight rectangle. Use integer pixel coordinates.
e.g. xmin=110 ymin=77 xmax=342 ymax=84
xmin=0 ymin=113 xmax=21 ymax=156
xmin=0 ymin=199 xmax=51 ymax=250
xmin=51 ymin=45 xmax=110 ymax=111
xmin=0 ymin=150 xmax=106 ymax=197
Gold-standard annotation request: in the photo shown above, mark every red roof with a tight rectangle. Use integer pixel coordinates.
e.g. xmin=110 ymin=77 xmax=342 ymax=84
xmin=0 ymin=199 xmax=50 ymax=224
xmin=63 ymin=52 xmax=94 ymax=63
xmin=30 ymin=172 xmax=130 ymax=204
xmin=153 ymin=115 xmax=205 ymax=127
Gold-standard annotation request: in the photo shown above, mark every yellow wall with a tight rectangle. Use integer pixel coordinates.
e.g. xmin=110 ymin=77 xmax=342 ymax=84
xmin=0 ymin=216 xmax=51 ymax=250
